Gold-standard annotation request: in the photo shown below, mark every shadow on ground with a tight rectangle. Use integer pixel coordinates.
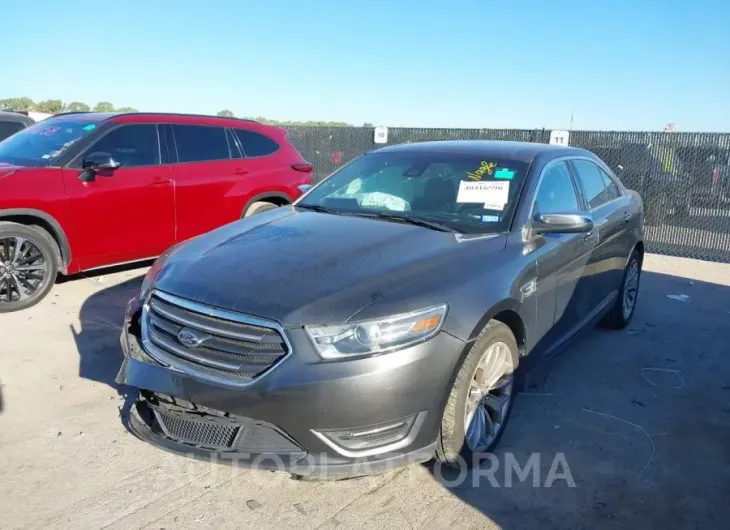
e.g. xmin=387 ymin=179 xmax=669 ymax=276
xmin=70 ymin=264 xmax=148 ymax=393
xmin=70 ymin=267 xmax=730 ymax=528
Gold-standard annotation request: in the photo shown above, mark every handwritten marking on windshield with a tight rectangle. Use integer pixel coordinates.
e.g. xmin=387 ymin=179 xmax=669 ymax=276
xmin=467 ymin=161 xmax=497 ymax=181
xmin=38 ymin=127 xmax=61 ymax=136
xmin=47 ymin=139 xmax=80 ymax=160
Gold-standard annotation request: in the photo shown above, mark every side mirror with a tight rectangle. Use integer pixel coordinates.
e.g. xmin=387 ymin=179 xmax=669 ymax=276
xmin=83 ymin=152 xmax=120 ymax=170
xmin=79 ymin=152 xmax=120 ymax=182
xmin=532 ymin=211 xmax=593 ymax=235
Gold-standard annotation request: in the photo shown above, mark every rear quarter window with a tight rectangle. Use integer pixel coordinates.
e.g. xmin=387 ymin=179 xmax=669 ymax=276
xmin=234 ymin=129 xmax=279 ymax=157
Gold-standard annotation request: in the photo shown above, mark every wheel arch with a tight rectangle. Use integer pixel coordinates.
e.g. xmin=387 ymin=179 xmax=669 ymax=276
xmin=0 ymin=209 xmax=71 ymax=272
xmin=241 ymin=192 xmax=293 ymax=216
xmin=467 ymin=299 xmax=526 ymax=354
xmin=448 ymin=298 xmax=526 ymax=389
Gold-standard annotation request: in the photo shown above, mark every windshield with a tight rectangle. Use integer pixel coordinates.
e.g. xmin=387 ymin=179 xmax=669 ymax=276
xmin=0 ymin=119 xmax=99 ymax=167
xmin=297 ymin=151 xmax=531 ymax=234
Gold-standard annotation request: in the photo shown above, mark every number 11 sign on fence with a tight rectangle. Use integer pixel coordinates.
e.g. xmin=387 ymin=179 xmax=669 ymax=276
xmin=549 ymin=130 xmax=570 ymax=146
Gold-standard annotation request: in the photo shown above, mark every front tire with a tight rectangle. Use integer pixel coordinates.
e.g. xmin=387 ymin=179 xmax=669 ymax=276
xmin=435 ymin=320 xmax=519 ymax=469
xmin=0 ymin=222 xmax=59 ymax=313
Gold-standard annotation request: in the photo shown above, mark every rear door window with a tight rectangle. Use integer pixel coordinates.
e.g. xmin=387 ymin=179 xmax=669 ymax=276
xmin=598 ymin=167 xmax=621 ymax=201
xmin=234 ymin=129 xmax=279 ymax=157
xmin=571 ymin=159 xmax=616 ymax=209
xmin=172 ymin=125 xmax=230 ymax=163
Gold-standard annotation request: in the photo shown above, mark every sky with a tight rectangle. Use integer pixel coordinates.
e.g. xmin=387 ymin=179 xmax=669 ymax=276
xmin=3 ymin=0 xmax=729 ymax=131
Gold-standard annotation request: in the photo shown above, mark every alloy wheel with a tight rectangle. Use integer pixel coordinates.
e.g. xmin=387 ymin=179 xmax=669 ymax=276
xmin=0 ymin=236 xmax=49 ymax=304
xmin=464 ymin=341 xmax=515 ymax=452
xmin=622 ymin=258 xmax=640 ymax=320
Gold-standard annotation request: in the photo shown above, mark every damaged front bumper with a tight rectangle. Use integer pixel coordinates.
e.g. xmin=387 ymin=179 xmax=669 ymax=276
xmin=117 ymin=295 xmax=466 ymax=478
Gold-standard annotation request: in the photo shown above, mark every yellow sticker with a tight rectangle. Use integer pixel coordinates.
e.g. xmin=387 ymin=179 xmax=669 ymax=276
xmin=467 ymin=161 xmax=497 ymax=181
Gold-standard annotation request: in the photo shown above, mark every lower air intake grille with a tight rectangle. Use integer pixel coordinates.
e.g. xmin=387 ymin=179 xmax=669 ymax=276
xmin=156 ymin=411 xmax=240 ymax=449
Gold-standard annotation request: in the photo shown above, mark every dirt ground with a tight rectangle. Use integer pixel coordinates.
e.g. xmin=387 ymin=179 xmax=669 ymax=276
xmin=1 ymin=254 xmax=729 ymax=529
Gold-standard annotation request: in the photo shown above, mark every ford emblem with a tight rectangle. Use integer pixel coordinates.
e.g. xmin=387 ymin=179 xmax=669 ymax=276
xmin=177 ymin=329 xmax=204 ymax=348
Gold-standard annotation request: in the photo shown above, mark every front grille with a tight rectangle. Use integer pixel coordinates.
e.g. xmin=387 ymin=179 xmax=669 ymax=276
xmin=141 ymin=290 xmax=290 ymax=386
xmin=155 ymin=410 xmax=240 ymax=449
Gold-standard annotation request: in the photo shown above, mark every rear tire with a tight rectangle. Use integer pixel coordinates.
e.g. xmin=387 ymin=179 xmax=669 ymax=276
xmin=243 ymin=201 xmax=279 ymax=218
xmin=435 ymin=320 xmax=519 ymax=469
xmin=0 ymin=222 xmax=59 ymax=313
xmin=600 ymin=249 xmax=642 ymax=329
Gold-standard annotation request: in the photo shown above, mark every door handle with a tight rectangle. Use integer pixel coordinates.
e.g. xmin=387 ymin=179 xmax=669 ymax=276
xmin=623 ymin=210 xmax=630 ymax=223
xmin=151 ymin=176 xmax=172 ymax=185
xmin=234 ymin=169 xmax=249 ymax=176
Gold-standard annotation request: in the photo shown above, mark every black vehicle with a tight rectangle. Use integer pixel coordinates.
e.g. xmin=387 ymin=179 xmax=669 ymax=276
xmin=118 ymin=140 xmax=645 ymax=477
xmin=0 ymin=111 xmax=35 ymax=142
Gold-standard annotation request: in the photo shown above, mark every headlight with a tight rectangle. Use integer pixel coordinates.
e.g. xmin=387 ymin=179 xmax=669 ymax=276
xmin=139 ymin=242 xmax=186 ymax=300
xmin=305 ymin=305 xmax=448 ymax=359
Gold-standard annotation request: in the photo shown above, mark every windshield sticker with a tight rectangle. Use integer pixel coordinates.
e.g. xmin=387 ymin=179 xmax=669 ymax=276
xmin=38 ymin=126 xmax=61 ymax=136
xmin=467 ymin=161 xmax=497 ymax=181
xmin=83 ymin=124 xmax=96 ymax=131
xmin=483 ymin=181 xmax=510 ymax=210
xmin=494 ymin=168 xmax=515 ymax=180
xmin=481 ymin=214 xmax=501 ymax=222
xmin=457 ymin=180 xmax=505 ymax=203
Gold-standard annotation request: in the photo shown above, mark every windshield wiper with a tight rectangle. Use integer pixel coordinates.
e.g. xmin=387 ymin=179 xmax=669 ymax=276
xmin=351 ymin=212 xmax=459 ymax=233
xmin=295 ymin=203 xmax=338 ymax=214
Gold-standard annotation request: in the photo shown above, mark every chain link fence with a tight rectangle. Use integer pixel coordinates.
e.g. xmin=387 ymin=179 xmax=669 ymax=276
xmin=286 ymin=126 xmax=730 ymax=263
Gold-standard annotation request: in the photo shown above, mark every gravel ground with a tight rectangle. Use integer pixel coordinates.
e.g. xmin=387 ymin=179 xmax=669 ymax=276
xmin=1 ymin=254 xmax=729 ymax=529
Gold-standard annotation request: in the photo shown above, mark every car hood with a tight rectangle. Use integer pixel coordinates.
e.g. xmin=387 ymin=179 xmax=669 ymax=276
xmin=153 ymin=208 xmax=507 ymax=327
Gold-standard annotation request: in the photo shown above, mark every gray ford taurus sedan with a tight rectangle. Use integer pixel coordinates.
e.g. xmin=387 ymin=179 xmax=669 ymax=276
xmin=117 ymin=140 xmax=644 ymax=477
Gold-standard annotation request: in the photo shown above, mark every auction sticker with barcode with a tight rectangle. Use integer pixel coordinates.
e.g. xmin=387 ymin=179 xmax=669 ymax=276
xmin=456 ymin=180 xmax=510 ymax=211
xmin=483 ymin=181 xmax=509 ymax=210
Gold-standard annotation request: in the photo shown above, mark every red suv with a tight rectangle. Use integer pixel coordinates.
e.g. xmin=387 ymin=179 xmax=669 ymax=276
xmin=0 ymin=112 xmax=312 ymax=312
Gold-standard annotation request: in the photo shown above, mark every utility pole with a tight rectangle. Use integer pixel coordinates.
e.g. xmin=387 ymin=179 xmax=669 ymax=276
xmin=569 ymin=109 xmax=575 ymax=131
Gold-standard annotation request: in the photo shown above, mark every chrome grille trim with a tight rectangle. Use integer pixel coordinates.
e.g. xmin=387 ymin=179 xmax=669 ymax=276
xmin=141 ymin=289 xmax=292 ymax=388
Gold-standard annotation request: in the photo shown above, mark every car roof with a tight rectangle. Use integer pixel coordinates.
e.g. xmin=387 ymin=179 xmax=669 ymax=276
xmin=0 ymin=111 xmax=35 ymax=125
xmin=372 ymin=140 xmax=590 ymax=161
xmin=45 ymin=111 xmax=277 ymax=132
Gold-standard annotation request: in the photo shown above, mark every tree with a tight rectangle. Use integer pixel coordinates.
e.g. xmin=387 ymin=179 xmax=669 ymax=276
xmin=363 ymin=122 xmax=374 ymax=127
xmin=93 ymin=101 xmax=115 ymax=112
xmin=0 ymin=97 xmax=35 ymax=111
xmin=217 ymin=109 xmax=234 ymax=117
xmin=35 ymin=99 xmax=64 ymax=113
xmin=65 ymin=101 xmax=90 ymax=112
xmin=115 ymin=106 xmax=138 ymax=113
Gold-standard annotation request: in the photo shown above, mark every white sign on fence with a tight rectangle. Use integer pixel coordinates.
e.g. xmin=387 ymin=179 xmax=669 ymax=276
xmin=374 ymin=126 xmax=388 ymax=144
xmin=549 ymin=130 xmax=570 ymax=146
